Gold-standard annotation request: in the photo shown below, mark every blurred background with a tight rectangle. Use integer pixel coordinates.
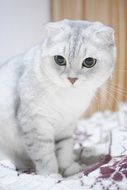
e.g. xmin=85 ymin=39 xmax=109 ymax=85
xmin=0 ymin=0 xmax=126 ymax=116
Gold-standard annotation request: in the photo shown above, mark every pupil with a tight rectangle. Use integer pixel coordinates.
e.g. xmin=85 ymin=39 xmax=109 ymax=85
xmin=58 ymin=56 xmax=64 ymax=63
xmin=85 ymin=58 xmax=93 ymax=65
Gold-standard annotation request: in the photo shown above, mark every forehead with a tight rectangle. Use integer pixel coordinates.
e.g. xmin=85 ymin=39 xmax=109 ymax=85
xmin=64 ymin=28 xmax=86 ymax=62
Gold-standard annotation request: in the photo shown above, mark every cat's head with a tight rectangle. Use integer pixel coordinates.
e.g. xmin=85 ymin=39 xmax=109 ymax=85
xmin=40 ymin=19 xmax=116 ymax=90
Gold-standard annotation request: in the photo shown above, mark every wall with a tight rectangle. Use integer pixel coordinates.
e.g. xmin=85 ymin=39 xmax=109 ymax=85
xmin=0 ymin=0 xmax=50 ymax=63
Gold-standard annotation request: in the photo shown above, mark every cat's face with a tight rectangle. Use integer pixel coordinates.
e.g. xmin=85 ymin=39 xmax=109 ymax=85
xmin=41 ymin=20 xmax=116 ymax=90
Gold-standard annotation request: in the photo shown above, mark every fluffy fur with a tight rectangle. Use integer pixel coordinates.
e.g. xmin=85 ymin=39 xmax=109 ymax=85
xmin=0 ymin=19 xmax=116 ymax=176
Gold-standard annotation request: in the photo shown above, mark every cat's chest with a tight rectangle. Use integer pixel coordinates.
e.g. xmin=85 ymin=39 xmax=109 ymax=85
xmin=49 ymin=88 xmax=85 ymax=109
xmin=40 ymin=87 xmax=93 ymax=125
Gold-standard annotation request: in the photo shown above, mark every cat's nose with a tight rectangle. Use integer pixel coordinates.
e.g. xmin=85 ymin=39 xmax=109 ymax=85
xmin=67 ymin=77 xmax=78 ymax=84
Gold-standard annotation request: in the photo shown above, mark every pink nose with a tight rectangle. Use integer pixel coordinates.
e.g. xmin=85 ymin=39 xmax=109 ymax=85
xmin=68 ymin=77 xmax=78 ymax=84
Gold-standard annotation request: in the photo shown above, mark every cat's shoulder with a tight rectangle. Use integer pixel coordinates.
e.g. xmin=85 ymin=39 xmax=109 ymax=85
xmin=0 ymin=42 xmax=41 ymax=72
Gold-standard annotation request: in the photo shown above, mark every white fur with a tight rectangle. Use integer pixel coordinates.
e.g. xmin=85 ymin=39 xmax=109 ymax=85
xmin=0 ymin=20 xmax=116 ymax=176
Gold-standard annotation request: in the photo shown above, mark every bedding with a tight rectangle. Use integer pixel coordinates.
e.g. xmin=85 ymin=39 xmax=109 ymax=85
xmin=0 ymin=103 xmax=127 ymax=190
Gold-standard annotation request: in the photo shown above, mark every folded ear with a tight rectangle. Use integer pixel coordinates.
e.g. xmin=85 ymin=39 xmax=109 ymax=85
xmin=94 ymin=25 xmax=115 ymax=46
xmin=42 ymin=21 xmax=65 ymax=39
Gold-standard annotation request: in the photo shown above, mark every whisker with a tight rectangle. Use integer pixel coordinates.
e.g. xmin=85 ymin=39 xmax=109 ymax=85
xmin=99 ymin=90 xmax=113 ymax=110
xmin=100 ymin=87 xmax=120 ymax=106
xmin=115 ymin=69 xmax=127 ymax=72
xmin=108 ymin=81 xmax=127 ymax=92
xmin=107 ymin=85 xmax=127 ymax=97
xmin=94 ymin=94 xmax=101 ymax=112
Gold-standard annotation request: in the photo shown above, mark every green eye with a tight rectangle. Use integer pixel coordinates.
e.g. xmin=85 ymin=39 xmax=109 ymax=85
xmin=54 ymin=55 xmax=66 ymax=66
xmin=82 ymin=57 xmax=97 ymax=68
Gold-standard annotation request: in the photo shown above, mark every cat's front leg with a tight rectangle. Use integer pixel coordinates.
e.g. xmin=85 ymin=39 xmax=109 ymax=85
xmin=18 ymin=112 xmax=58 ymax=175
xmin=56 ymin=136 xmax=82 ymax=177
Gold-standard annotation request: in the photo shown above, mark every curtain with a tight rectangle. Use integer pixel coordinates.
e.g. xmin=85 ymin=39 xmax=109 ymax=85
xmin=51 ymin=0 xmax=127 ymax=116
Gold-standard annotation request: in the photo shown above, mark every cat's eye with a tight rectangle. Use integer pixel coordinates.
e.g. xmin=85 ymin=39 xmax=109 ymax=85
xmin=82 ymin=57 xmax=97 ymax=68
xmin=54 ymin=55 xmax=66 ymax=66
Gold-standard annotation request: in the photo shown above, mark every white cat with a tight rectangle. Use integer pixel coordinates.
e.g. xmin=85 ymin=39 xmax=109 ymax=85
xmin=0 ymin=19 xmax=116 ymax=177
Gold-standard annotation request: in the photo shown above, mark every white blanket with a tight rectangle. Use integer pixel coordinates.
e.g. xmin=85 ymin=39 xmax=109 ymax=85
xmin=0 ymin=103 xmax=127 ymax=190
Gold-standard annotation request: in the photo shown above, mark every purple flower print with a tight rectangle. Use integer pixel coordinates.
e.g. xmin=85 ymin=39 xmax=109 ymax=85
xmin=100 ymin=156 xmax=127 ymax=182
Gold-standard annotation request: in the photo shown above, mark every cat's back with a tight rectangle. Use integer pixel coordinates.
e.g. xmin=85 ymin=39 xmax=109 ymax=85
xmin=0 ymin=55 xmax=23 ymax=85
xmin=0 ymin=44 xmax=38 ymax=112
xmin=0 ymin=55 xmax=23 ymax=113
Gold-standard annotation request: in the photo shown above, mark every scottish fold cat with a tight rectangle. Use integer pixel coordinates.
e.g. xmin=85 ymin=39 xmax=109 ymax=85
xmin=0 ymin=19 xmax=116 ymax=177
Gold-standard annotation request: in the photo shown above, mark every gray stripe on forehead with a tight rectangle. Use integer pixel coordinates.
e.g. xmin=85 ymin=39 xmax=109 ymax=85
xmin=68 ymin=28 xmax=82 ymax=61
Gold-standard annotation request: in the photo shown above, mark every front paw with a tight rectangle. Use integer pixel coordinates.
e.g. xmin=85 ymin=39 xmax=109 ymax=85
xmin=35 ymin=155 xmax=58 ymax=175
xmin=36 ymin=164 xmax=58 ymax=176
xmin=62 ymin=162 xmax=83 ymax=177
